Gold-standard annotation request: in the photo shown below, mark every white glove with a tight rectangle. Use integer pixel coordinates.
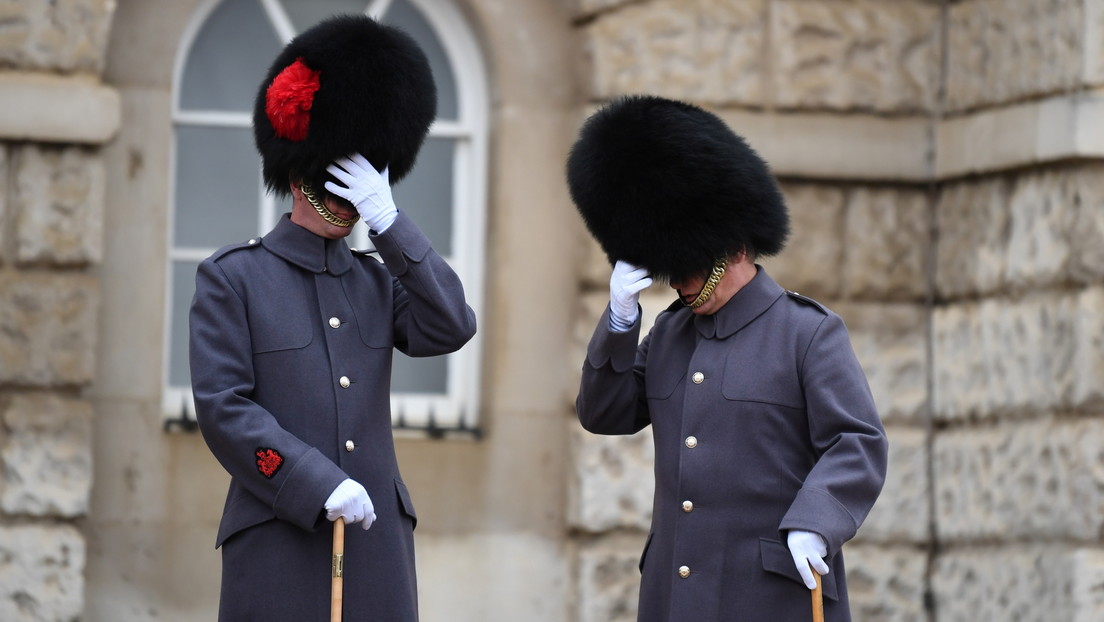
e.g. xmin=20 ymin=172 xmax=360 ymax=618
xmin=324 ymin=478 xmax=377 ymax=531
xmin=787 ymin=529 xmax=829 ymax=590
xmin=324 ymin=153 xmax=398 ymax=233
xmin=609 ymin=260 xmax=652 ymax=332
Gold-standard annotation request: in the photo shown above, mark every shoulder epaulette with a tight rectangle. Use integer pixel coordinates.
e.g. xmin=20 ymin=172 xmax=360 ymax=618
xmin=209 ymin=236 xmax=264 ymax=261
xmin=785 ymin=290 xmax=829 ymax=314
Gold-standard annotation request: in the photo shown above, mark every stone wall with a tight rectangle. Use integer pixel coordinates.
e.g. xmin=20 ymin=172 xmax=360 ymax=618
xmin=566 ymin=1 xmax=1104 ymax=621
xmin=0 ymin=1 xmax=119 ymax=620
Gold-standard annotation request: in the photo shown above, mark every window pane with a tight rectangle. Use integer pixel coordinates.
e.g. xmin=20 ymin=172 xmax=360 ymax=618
xmin=392 ymin=136 xmax=454 ymax=254
xmin=174 ymin=125 xmax=262 ymax=247
xmin=282 ymin=0 xmax=371 ymax=32
xmin=392 ymin=350 xmax=448 ymax=394
xmin=169 ymin=260 xmax=201 ymax=387
xmin=383 ymin=0 xmax=458 ymax=120
xmin=179 ymin=0 xmax=283 ymax=112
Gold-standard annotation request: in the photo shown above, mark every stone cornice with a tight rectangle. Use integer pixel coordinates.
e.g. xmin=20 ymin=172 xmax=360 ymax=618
xmin=717 ymin=110 xmax=933 ymax=183
xmin=581 ymin=91 xmax=1104 ymax=184
xmin=0 ymin=72 xmax=120 ymax=145
xmin=936 ymin=91 xmax=1104 ymax=179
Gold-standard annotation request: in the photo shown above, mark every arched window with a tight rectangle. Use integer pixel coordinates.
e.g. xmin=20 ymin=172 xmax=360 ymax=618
xmin=164 ymin=0 xmax=488 ymax=436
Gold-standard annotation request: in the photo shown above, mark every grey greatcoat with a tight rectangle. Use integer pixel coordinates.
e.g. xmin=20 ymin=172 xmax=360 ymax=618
xmin=577 ymin=266 xmax=887 ymax=622
xmin=190 ymin=212 xmax=476 ymax=621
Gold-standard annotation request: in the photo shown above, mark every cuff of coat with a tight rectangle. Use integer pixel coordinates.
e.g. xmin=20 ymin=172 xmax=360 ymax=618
xmin=585 ymin=306 xmax=640 ymax=373
xmin=370 ymin=211 xmax=431 ymax=275
xmin=778 ymin=487 xmax=858 ymax=558
xmin=272 ymin=447 xmax=348 ymax=532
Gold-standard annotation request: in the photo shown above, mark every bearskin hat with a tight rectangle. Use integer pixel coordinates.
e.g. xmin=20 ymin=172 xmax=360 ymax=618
xmin=566 ymin=95 xmax=789 ymax=282
xmin=253 ymin=14 xmax=436 ymax=197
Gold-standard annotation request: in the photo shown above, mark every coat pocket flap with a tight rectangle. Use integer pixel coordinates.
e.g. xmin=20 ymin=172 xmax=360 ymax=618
xmin=395 ymin=478 xmax=418 ymax=530
xmin=638 ymin=532 xmax=655 ymax=574
xmin=215 ymin=492 xmax=277 ymax=548
xmin=759 ymin=537 xmax=838 ymax=602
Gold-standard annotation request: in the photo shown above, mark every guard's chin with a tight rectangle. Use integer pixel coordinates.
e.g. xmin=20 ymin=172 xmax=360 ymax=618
xmin=678 ymin=290 xmax=701 ymax=306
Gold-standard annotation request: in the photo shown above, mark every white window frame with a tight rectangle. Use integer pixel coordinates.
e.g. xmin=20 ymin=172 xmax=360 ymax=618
xmin=163 ymin=0 xmax=489 ymax=437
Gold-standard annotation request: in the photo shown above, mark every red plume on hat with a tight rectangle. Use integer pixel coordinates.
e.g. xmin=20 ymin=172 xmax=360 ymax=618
xmin=566 ymin=95 xmax=790 ymax=282
xmin=253 ymin=14 xmax=436 ymax=197
xmin=265 ymin=58 xmax=320 ymax=142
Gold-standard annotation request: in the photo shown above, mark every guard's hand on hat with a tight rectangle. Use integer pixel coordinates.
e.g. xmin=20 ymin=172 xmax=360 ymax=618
xmin=787 ymin=529 xmax=829 ymax=590
xmin=324 ymin=478 xmax=377 ymax=530
xmin=609 ymin=261 xmax=652 ymax=332
xmin=325 ymin=153 xmax=398 ymax=233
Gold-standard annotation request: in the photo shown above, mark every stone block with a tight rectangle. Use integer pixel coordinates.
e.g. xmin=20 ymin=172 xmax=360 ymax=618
xmin=761 ymin=183 xmax=846 ymax=301
xmin=574 ymin=537 xmax=642 ymax=622
xmin=772 ymin=0 xmax=941 ymax=113
xmin=0 ymin=394 xmax=92 ymax=517
xmin=932 ymin=289 xmax=1103 ymax=420
xmin=842 ymin=543 xmax=928 ymax=622
xmin=934 ymin=418 xmax=1104 ymax=542
xmin=0 ymin=0 xmax=116 ymax=73
xmin=0 ymin=525 xmax=84 ymax=621
xmin=855 ymin=426 xmax=928 ymax=544
xmin=1004 ymin=168 xmax=1073 ymax=291
xmin=13 ymin=144 xmax=105 ymax=266
xmin=936 ymin=298 xmax=1055 ymax=424
xmin=937 ymin=165 xmax=1103 ymax=299
xmin=834 ymin=302 xmax=927 ymax=425
xmin=1068 ymin=163 xmax=1104 ymax=284
xmin=946 ymin=0 xmax=1084 ymax=113
xmin=843 ymin=187 xmax=930 ymax=301
xmin=0 ymin=73 xmax=121 ymax=144
xmin=1070 ymin=287 xmax=1104 ymax=411
xmin=0 ymin=273 xmax=98 ymax=386
xmin=933 ymin=546 xmax=1104 ymax=622
xmin=935 ymin=176 xmax=1012 ymax=299
xmin=568 ymin=424 xmax=654 ymax=533
xmin=584 ymin=0 xmax=768 ymax=104
xmin=1088 ymin=0 xmax=1104 ymax=86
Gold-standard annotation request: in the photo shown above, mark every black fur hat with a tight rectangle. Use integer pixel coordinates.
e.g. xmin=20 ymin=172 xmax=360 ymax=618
xmin=253 ymin=14 xmax=436 ymax=197
xmin=566 ymin=95 xmax=789 ymax=281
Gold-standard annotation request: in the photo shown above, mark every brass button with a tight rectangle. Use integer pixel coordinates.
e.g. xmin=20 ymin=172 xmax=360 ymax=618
xmin=329 ymin=317 xmax=341 ymax=329
xmin=685 ymin=436 xmax=698 ymax=449
xmin=339 ymin=376 xmax=351 ymax=388
xmin=682 ymin=500 xmax=694 ymax=513
xmin=345 ymin=440 xmax=355 ymax=452
xmin=691 ymin=372 xmax=704 ymax=384
xmin=678 ymin=566 xmax=690 ymax=578
xmin=248 ymin=238 xmax=257 ymax=245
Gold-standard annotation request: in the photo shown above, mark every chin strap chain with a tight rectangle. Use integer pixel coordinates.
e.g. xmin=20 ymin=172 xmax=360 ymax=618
xmin=686 ymin=258 xmax=727 ymax=309
xmin=302 ymin=183 xmax=359 ymax=228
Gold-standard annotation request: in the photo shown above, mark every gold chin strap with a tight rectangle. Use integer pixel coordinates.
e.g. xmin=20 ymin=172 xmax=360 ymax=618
xmin=686 ymin=258 xmax=728 ymax=309
xmin=301 ymin=183 xmax=359 ymax=228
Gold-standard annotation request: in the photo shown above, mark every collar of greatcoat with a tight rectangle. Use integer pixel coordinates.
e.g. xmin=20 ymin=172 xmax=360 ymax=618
xmin=693 ymin=265 xmax=785 ymax=339
xmin=261 ymin=213 xmax=355 ymax=275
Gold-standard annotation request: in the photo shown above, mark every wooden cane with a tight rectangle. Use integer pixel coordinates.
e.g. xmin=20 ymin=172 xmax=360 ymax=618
xmin=331 ymin=520 xmax=345 ymax=622
xmin=811 ymin=567 xmax=824 ymax=622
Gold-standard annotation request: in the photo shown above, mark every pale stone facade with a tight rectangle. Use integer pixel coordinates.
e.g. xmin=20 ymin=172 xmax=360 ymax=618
xmin=0 ymin=0 xmax=1100 ymax=621
xmin=568 ymin=2 xmax=1104 ymax=622
xmin=0 ymin=1 xmax=118 ymax=620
